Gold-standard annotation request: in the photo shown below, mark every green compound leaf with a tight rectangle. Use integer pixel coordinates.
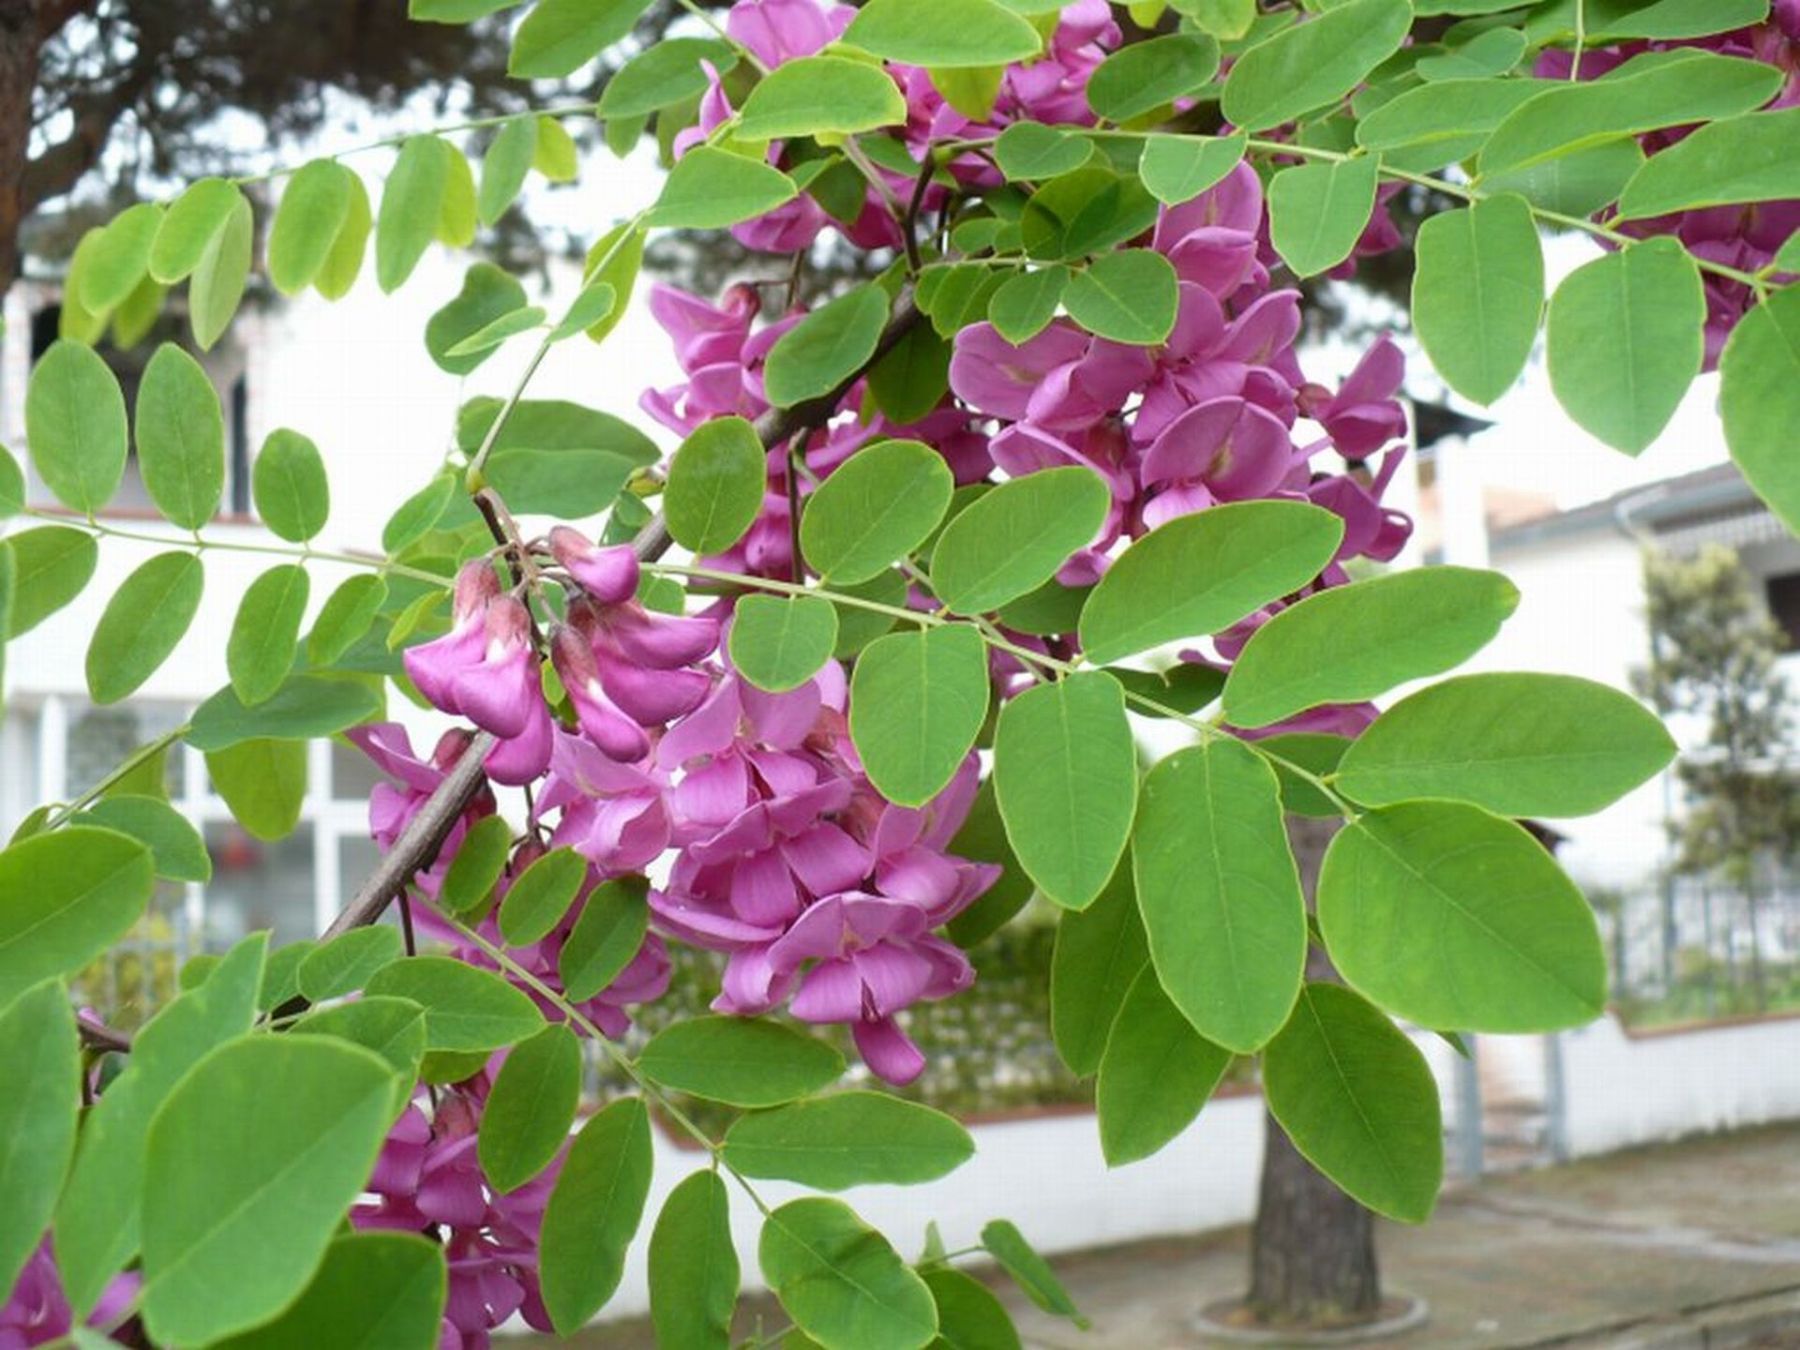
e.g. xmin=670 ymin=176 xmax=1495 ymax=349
xmin=540 ymin=1096 xmax=654 ymax=1334
xmin=139 ymin=1036 xmax=398 ymax=1348
xmin=365 ymin=956 xmax=545 ymax=1051
xmin=1085 ymin=33 xmax=1219 ymax=122
xmin=1097 ymin=966 xmax=1231 ymax=1166
xmin=560 ymin=876 xmax=650 ymax=1001
xmin=1337 ymin=672 xmax=1676 ymax=817
xmin=0 ymin=828 xmax=153 ymax=1007
xmin=665 ymin=414 xmax=766 ymax=554
xmin=1221 ymin=566 xmax=1520 ymax=730
xmin=1412 ymin=194 xmax=1544 ymax=406
xmin=764 ymin=284 xmax=891 ymax=409
xmin=724 ymin=1092 xmax=974 ymax=1189
xmin=637 ymin=1015 xmax=845 ymax=1108
xmin=1051 ymin=868 xmax=1148 ymax=1077
xmin=1138 ymin=131 xmax=1246 ymax=206
xmin=1268 ymin=155 xmax=1379 ymax=278
xmin=376 ymin=136 xmax=449 ymax=292
xmin=1132 ymin=739 xmax=1305 ymax=1053
xmin=739 ymin=55 xmax=908 ymax=138
xmin=315 ymin=172 xmax=373 ymax=300
xmin=268 ymin=159 xmax=355 ymax=297
xmin=509 ymin=0 xmax=653 ymax=77
xmin=208 ymin=1231 xmax=447 ymax=1350
xmin=0 ymin=981 xmax=80 ymax=1297
xmin=227 ymin=564 xmax=311 ymax=706
xmin=730 ymin=593 xmax=839 ymax=693
xmin=1263 ymin=983 xmax=1444 ymax=1224
xmin=439 ymin=813 xmax=513 ymax=917
xmin=849 ymin=624 xmax=990 ymax=806
xmin=867 ymin=322 xmax=951 ymax=424
xmin=426 ymin=262 xmax=530 ymax=376
xmin=988 ymin=265 xmax=1069 ymax=344
xmin=478 ymin=115 xmax=537 ymax=227
xmin=136 ymin=344 xmax=225 ymax=529
xmin=498 ymin=845 xmax=589 ymax=947
xmin=1546 ymin=237 xmax=1704 ymax=455
xmin=1720 ymin=284 xmax=1800 ymax=537
xmin=307 ymin=575 xmax=387 ymax=666
xmin=924 ymin=1268 xmax=1022 ymax=1350
xmin=479 ymin=1023 xmax=582 ymax=1192
xmin=649 ymin=145 xmax=797 ymax=229
xmin=993 ymin=123 xmax=1092 ymax=181
xmin=4 ymin=526 xmax=97 ymax=637
xmin=1619 ymin=106 xmax=1800 ymax=219
xmin=980 ymin=1220 xmax=1086 ymax=1328
xmin=81 ymin=203 xmax=161 ymax=312
xmin=1062 ymin=248 xmax=1179 ymax=345
xmin=296 ymin=925 xmax=403 ymax=1002
xmin=187 ymin=673 xmax=382 ymax=751
xmin=26 ymin=340 xmax=128 ymax=515
xmin=760 ymin=1198 xmax=939 ymax=1350
xmin=190 ymin=191 xmax=254 ymax=350
xmin=1221 ymin=0 xmax=1412 ymax=132
xmin=994 ymin=672 xmax=1137 ymax=911
xmin=842 ymin=0 xmax=1042 ymax=68
xmin=800 ymin=438 xmax=954 ymax=584
xmin=291 ymin=997 xmax=427 ymax=1117
xmin=73 ymin=795 xmax=211 ymax=882
xmin=1079 ymin=500 xmax=1343 ymax=665
xmin=930 ymin=466 xmax=1110 ymax=615
xmin=650 ymin=1171 xmax=739 ymax=1350
xmin=1318 ymin=800 xmax=1609 ymax=1032
xmin=1355 ymin=77 xmax=1550 ymax=168
xmin=253 ymin=429 xmax=331 ymax=544
xmin=205 ymin=740 xmax=307 ymax=840
xmin=149 ymin=178 xmax=239 ymax=284
xmin=86 ymin=551 xmax=205 ymax=705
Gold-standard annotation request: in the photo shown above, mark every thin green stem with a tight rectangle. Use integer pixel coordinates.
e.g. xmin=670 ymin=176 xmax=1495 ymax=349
xmin=1571 ymin=0 xmax=1587 ymax=81
xmin=44 ymin=725 xmax=191 ymax=830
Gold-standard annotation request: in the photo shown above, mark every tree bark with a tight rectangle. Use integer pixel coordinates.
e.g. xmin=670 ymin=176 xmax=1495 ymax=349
xmin=0 ymin=1 xmax=40 ymax=294
xmin=1245 ymin=815 xmax=1383 ymax=1325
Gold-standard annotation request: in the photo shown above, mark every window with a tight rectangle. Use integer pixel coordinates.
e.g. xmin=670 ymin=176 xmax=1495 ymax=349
xmin=1767 ymin=571 xmax=1800 ymax=652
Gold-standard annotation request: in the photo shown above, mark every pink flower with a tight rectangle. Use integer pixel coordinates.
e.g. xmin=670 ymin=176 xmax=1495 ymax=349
xmin=0 ymin=1239 xmax=139 ymax=1348
xmin=404 ymin=561 xmax=539 ymax=741
xmin=548 ymin=527 xmax=638 ymax=604
xmin=348 ymin=722 xmax=495 ymax=894
xmin=1301 ymin=337 xmax=1407 ymax=461
xmin=1140 ymin=396 xmax=1297 ymax=528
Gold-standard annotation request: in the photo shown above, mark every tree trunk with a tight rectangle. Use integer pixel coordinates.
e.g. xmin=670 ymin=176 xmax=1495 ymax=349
xmin=1244 ymin=815 xmax=1383 ymax=1325
xmin=0 ymin=1 xmax=40 ymax=295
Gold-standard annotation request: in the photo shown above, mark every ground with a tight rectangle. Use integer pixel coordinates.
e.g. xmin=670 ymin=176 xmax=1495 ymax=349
xmin=533 ymin=1123 xmax=1800 ymax=1349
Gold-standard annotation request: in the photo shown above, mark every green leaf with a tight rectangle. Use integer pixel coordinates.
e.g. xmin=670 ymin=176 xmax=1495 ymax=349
xmin=945 ymin=775 xmax=1036 ymax=947
xmin=478 ymin=115 xmax=537 ymax=227
xmin=800 ymin=438 xmax=954 ymax=584
xmin=559 ymin=876 xmax=649 ymax=1001
xmin=291 ymin=997 xmax=426 ymax=1115
xmin=994 ymin=673 xmax=1136 ymax=911
xmin=510 ymin=0 xmax=654 ymax=77
xmin=253 ymin=428 xmax=331 ymax=543
xmin=499 ymin=846 xmax=589 ymax=947
xmin=761 ymin=1199 xmax=939 ymax=1350
xmin=0 ymin=443 xmax=24 ymax=518
xmin=440 ymin=813 xmax=513 ymax=916
xmin=366 ymin=956 xmax=544 ymax=1051
xmin=725 ymin=1092 xmax=973 ymax=1190
xmin=540 ymin=1096 xmax=654 ymax=1333
xmin=867 ymin=322 xmax=952 ymax=424
xmin=1086 ymin=33 xmax=1219 ymax=122
xmin=1079 ymin=501 xmax=1342 ymax=666
xmin=1412 ymin=194 xmax=1544 ymax=406
xmin=1575 ymin=0 xmax=1770 ymax=41
xmin=480 ymin=1023 xmax=582 ymax=1192
xmin=849 ymin=625 xmax=990 ymax=806
xmin=1138 ymin=132 xmax=1246 ymax=206
xmin=73 ymin=796 xmax=210 ymax=882
xmin=650 ymin=1171 xmax=739 ymax=1350
xmin=638 ymin=1016 xmax=845 ymax=1108
xmin=0 ymin=981 xmax=79 ymax=1297
xmin=1261 ymin=732 xmax=1350 ymax=818
xmin=549 ymin=279 xmax=617 ymax=342
xmin=1263 ymin=983 xmax=1443 ymax=1223
xmin=268 ymin=160 xmax=355 ymax=296
xmin=730 ymin=594 xmax=839 ymax=693
xmin=601 ymin=39 xmax=738 ymax=117
xmin=425 ymin=262 xmax=530 ymax=375
xmin=208 ymin=1231 xmax=446 ymax=1350
xmin=86 ymin=552 xmax=205 ymax=705
xmin=228 ymin=564 xmax=311 ymax=706
xmin=296 ymin=926 xmax=403 ymax=1001
xmin=765 ymin=284 xmax=890 ymax=409
xmin=1479 ymin=51 xmax=1782 ymax=180
xmin=139 ymin=1036 xmax=398 ymax=1347
xmin=1721 ymin=285 xmax=1800 ymax=537
xmin=188 ymin=673 xmax=382 ymax=751
xmin=206 ymin=740 xmax=307 ymax=840
xmin=980 ymin=1220 xmax=1086 ymax=1327
xmin=135 ymin=345 xmax=224 ymax=529
xmin=1546 ymin=238 xmax=1704 ymax=455
xmin=1338 ymin=672 xmax=1675 ymax=816
xmin=150 ymin=179 xmax=239 ymax=284
xmin=925 ymin=1268 xmax=1022 ymax=1350
xmin=413 ymin=0 xmax=522 ymax=19
xmin=1097 ymin=967 xmax=1231 ymax=1166
xmin=307 ymin=575 xmax=387 ymax=665
xmin=1062 ymin=249 xmax=1178 ymax=345
xmin=257 ymin=942 xmax=315 ymax=1013
xmin=81 ymin=203 xmax=161 ymax=313
xmin=1355 ymin=77 xmax=1551 ymax=167
xmin=314 ymin=172 xmax=373 ymax=300
xmin=1222 ymin=566 xmax=1520 ymax=730
xmin=1319 ymin=800 xmax=1609 ymax=1031
xmin=988 ymin=265 xmax=1069 ymax=344
xmin=665 ymin=414 xmax=766 ymax=554
xmin=1268 ymin=155 xmax=1379 ymax=278
xmin=4 ymin=526 xmax=96 ymax=637
xmin=190 ymin=192 xmax=254 ymax=350
xmin=382 ymin=474 xmax=457 ymax=553
xmin=1221 ymin=0 xmax=1412 ymax=132
xmin=842 ymin=0 xmax=1042 ymax=68
xmin=377 ymin=137 xmax=449 ymax=292
xmin=930 ymin=467 xmax=1110 ymax=615
xmin=1051 ymin=868 xmax=1148 ymax=1077
xmin=26 ymin=340 xmax=128 ymax=514
xmin=1132 ymin=739 xmax=1305 ymax=1053
xmin=1621 ymin=106 xmax=1800 ymax=219
xmin=0 ymin=828 xmax=153 ymax=1007
xmin=993 ymin=123 xmax=1092 ymax=181
xmin=739 ymin=56 xmax=908 ymax=138
xmin=534 ymin=115 xmax=580 ymax=181
xmin=1416 ymin=25 xmax=1527 ymax=79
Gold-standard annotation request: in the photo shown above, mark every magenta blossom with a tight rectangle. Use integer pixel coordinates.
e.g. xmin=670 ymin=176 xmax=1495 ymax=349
xmin=0 ymin=1240 xmax=139 ymax=1349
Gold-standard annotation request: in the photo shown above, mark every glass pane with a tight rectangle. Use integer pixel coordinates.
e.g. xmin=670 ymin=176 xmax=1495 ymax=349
xmin=202 ymin=822 xmax=316 ymax=950
xmin=338 ymin=833 xmax=383 ymax=908
xmin=65 ymin=700 xmax=187 ymax=799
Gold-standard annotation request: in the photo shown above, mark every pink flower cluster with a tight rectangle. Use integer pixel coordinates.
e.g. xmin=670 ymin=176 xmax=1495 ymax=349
xmin=1538 ymin=0 xmax=1800 ymax=365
